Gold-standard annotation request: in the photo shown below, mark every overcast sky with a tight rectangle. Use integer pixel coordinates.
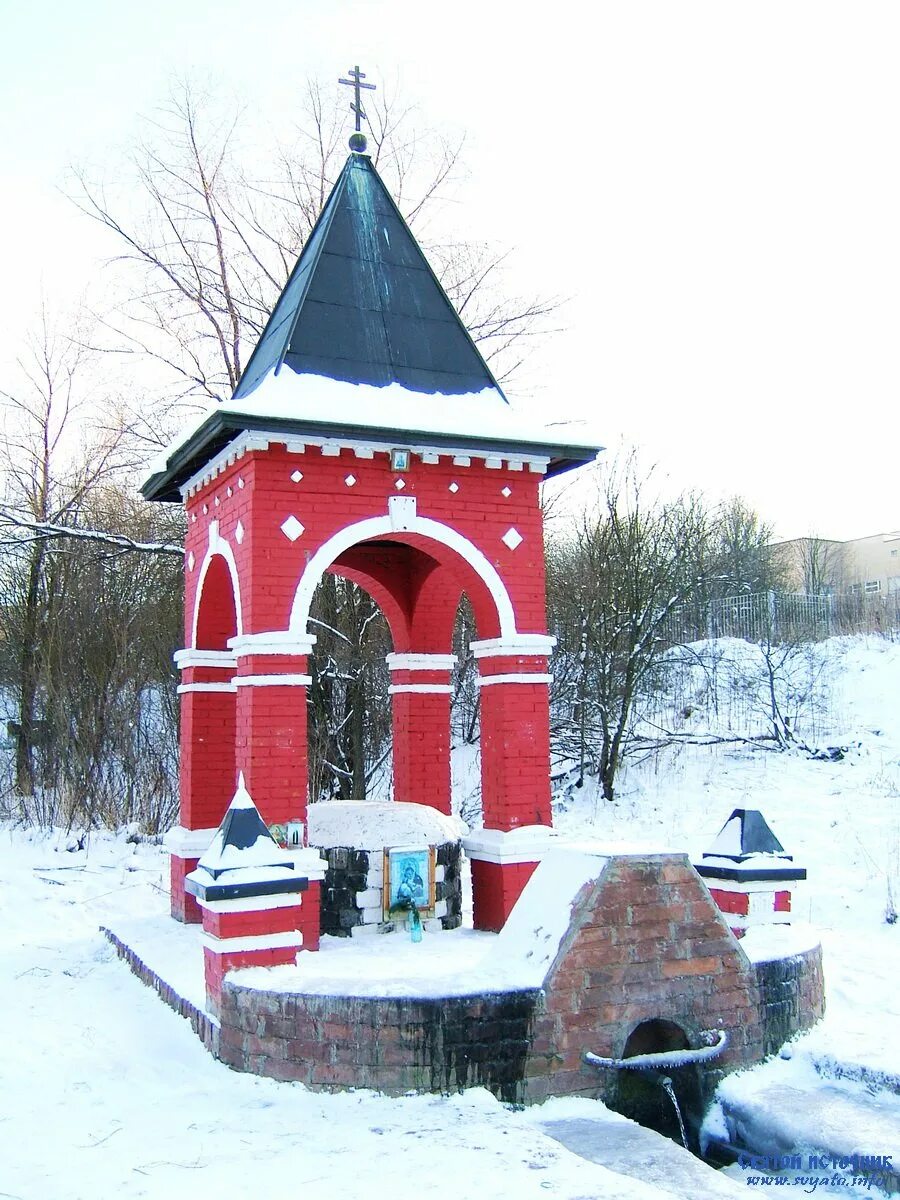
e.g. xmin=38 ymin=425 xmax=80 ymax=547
xmin=1 ymin=1 xmax=897 ymax=540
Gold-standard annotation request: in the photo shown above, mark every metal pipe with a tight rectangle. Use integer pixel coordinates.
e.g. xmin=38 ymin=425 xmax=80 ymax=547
xmin=583 ymin=1029 xmax=729 ymax=1071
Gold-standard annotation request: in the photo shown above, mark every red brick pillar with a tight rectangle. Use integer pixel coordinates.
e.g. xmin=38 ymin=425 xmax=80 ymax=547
xmin=387 ymin=653 xmax=456 ymax=814
xmin=230 ymin=633 xmax=315 ymax=829
xmin=467 ymin=635 xmax=556 ymax=931
xmin=185 ymin=775 xmax=328 ymax=1013
xmin=473 ymin=637 xmax=555 ymax=830
xmin=167 ymin=649 xmax=237 ymax=922
xmin=464 ymin=827 xmax=558 ymax=932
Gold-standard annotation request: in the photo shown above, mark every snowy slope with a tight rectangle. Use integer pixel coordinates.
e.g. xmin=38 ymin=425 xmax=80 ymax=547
xmin=1 ymin=634 xmax=897 ymax=1197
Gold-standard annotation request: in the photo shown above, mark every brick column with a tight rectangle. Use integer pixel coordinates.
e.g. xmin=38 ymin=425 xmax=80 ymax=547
xmin=693 ymin=808 xmax=807 ymax=939
xmin=465 ymin=635 xmax=557 ymax=931
xmin=230 ymin=632 xmax=315 ymax=829
xmin=167 ymin=649 xmax=237 ymax=923
xmin=387 ymin=653 xmax=456 ymax=815
xmin=463 ymin=827 xmax=558 ymax=932
xmin=186 ymin=775 xmax=327 ymax=1013
xmin=473 ymin=637 xmax=555 ymax=831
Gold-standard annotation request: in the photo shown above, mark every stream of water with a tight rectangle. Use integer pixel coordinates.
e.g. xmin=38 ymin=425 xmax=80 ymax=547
xmin=660 ymin=1076 xmax=689 ymax=1149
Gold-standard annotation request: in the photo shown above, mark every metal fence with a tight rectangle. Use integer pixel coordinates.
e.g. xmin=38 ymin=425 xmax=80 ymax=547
xmin=660 ymin=590 xmax=900 ymax=648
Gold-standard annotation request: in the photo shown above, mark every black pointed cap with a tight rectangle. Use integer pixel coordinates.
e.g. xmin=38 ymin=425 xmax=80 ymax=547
xmin=695 ymin=808 xmax=806 ymax=881
xmin=142 ymin=154 xmax=603 ymax=501
xmin=196 ymin=773 xmax=290 ymax=880
xmin=184 ymin=774 xmax=308 ymax=902
xmin=234 ymin=153 xmax=503 ymax=400
xmin=702 ymin=808 xmax=789 ymax=861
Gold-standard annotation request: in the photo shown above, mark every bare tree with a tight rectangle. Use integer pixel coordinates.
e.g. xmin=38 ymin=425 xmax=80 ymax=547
xmin=0 ymin=312 xmax=136 ymax=799
xmin=547 ymin=458 xmax=711 ymax=801
xmin=306 ymin=574 xmax=392 ymax=803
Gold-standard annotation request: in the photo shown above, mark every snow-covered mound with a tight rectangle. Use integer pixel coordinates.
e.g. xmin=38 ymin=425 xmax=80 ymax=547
xmin=307 ymin=799 xmax=466 ymax=850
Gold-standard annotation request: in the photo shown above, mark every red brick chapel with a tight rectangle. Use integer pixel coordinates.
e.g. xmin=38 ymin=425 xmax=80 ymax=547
xmin=143 ymin=140 xmax=599 ymax=939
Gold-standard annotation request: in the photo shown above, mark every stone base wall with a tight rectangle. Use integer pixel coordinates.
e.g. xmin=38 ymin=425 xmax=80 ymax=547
xmin=756 ymin=944 xmax=825 ymax=1057
xmin=217 ymin=987 xmax=538 ymax=1101
xmin=105 ymin=853 xmax=825 ymax=1107
xmin=211 ymin=854 xmax=825 ymax=1102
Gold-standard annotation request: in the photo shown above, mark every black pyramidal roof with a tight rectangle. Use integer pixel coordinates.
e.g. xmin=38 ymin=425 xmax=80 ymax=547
xmin=234 ymin=152 xmax=504 ymax=400
xmin=142 ymin=151 xmax=602 ymax=501
xmin=185 ymin=778 xmax=308 ymax=902
xmin=694 ymin=807 xmax=806 ymax=882
xmin=703 ymin=808 xmax=789 ymax=862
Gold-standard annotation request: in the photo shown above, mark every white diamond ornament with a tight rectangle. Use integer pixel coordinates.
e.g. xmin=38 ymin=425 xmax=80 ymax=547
xmin=280 ymin=516 xmax=305 ymax=542
xmin=502 ymin=527 xmax=523 ymax=551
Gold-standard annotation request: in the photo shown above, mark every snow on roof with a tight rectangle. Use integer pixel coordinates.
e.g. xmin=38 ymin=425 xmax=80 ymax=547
xmin=707 ymin=814 xmax=744 ymax=858
xmin=142 ymin=366 xmax=603 ymax=493
xmin=197 ymin=774 xmax=295 ymax=878
xmin=306 ymin=800 xmax=465 ymax=852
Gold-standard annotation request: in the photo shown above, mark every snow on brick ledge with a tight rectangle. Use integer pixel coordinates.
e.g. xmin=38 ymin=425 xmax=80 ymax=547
xmin=306 ymin=801 xmax=466 ymax=851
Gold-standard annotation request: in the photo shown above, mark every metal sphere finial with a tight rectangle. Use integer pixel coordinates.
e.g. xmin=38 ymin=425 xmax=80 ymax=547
xmin=349 ymin=131 xmax=368 ymax=153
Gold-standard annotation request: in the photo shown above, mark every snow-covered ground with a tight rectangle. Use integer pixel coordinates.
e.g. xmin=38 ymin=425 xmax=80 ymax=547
xmin=1 ymin=635 xmax=897 ymax=1199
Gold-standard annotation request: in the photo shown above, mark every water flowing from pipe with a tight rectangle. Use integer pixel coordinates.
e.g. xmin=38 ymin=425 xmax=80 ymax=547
xmin=659 ymin=1075 xmax=688 ymax=1149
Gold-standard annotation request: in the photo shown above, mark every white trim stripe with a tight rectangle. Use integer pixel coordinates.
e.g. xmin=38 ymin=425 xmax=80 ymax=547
xmin=476 ymin=673 xmax=553 ymax=687
xmin=164 ymin=826 xmax=218 ymax=857
xmin=229 ymin=631 xmax=317 ymax=656
xmin=233 ymin=674 xmax=312 ymax=687
xmin=174 ymin=648 xmax=236 ymax=670
xmin=178 ymin=682 xmax=237 ymax=694
xmin=388 ymin=684 xmax=453 ymax=695
xmin=385 ymin=653 xmax=457 ymax=671
xmin=201 ymin=930 xmax=303 ymax=953
xmin=471 ymin=635 xmax=557 ymax=658
xmin=200 ymin=894 xmax=305 ymax=914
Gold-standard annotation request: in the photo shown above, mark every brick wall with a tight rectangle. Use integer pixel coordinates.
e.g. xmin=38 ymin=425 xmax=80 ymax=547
xmin=755 ymin=944 xmax=825 ymax=1057
xmin=108 ymin=853 xmax=825 ymax=1106
xmin=520 ymin=854 xmax=769 ymax=1105
xmin=217 ymin=986 xmax=539 ymax=1101
xmin=211 ymin=854 xmax=823 ymax=1101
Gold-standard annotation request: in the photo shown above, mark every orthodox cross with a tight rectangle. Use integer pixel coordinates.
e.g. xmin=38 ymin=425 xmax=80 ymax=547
xmin=338 ymin=65 xmax=376 ymax=133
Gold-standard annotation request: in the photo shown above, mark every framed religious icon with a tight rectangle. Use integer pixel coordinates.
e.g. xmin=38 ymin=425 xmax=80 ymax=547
xmin=383 ymin=846 xmax=436 ymax=919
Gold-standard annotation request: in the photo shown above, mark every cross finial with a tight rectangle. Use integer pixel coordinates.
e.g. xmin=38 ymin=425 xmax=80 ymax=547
xmin=338 ymin=65 xmax=376 ymax=153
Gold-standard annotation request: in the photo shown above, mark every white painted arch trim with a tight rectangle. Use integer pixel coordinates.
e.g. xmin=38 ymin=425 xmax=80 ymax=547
xmin=190 ymin=521 xmax=244 ymax=648
xmin=387 ymin=684 xmax=454 ymax=695
xmin=289 ymin=512 xmax=518 ymax=638
xmin=476 ymin=673 xmax=553 ymax=687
